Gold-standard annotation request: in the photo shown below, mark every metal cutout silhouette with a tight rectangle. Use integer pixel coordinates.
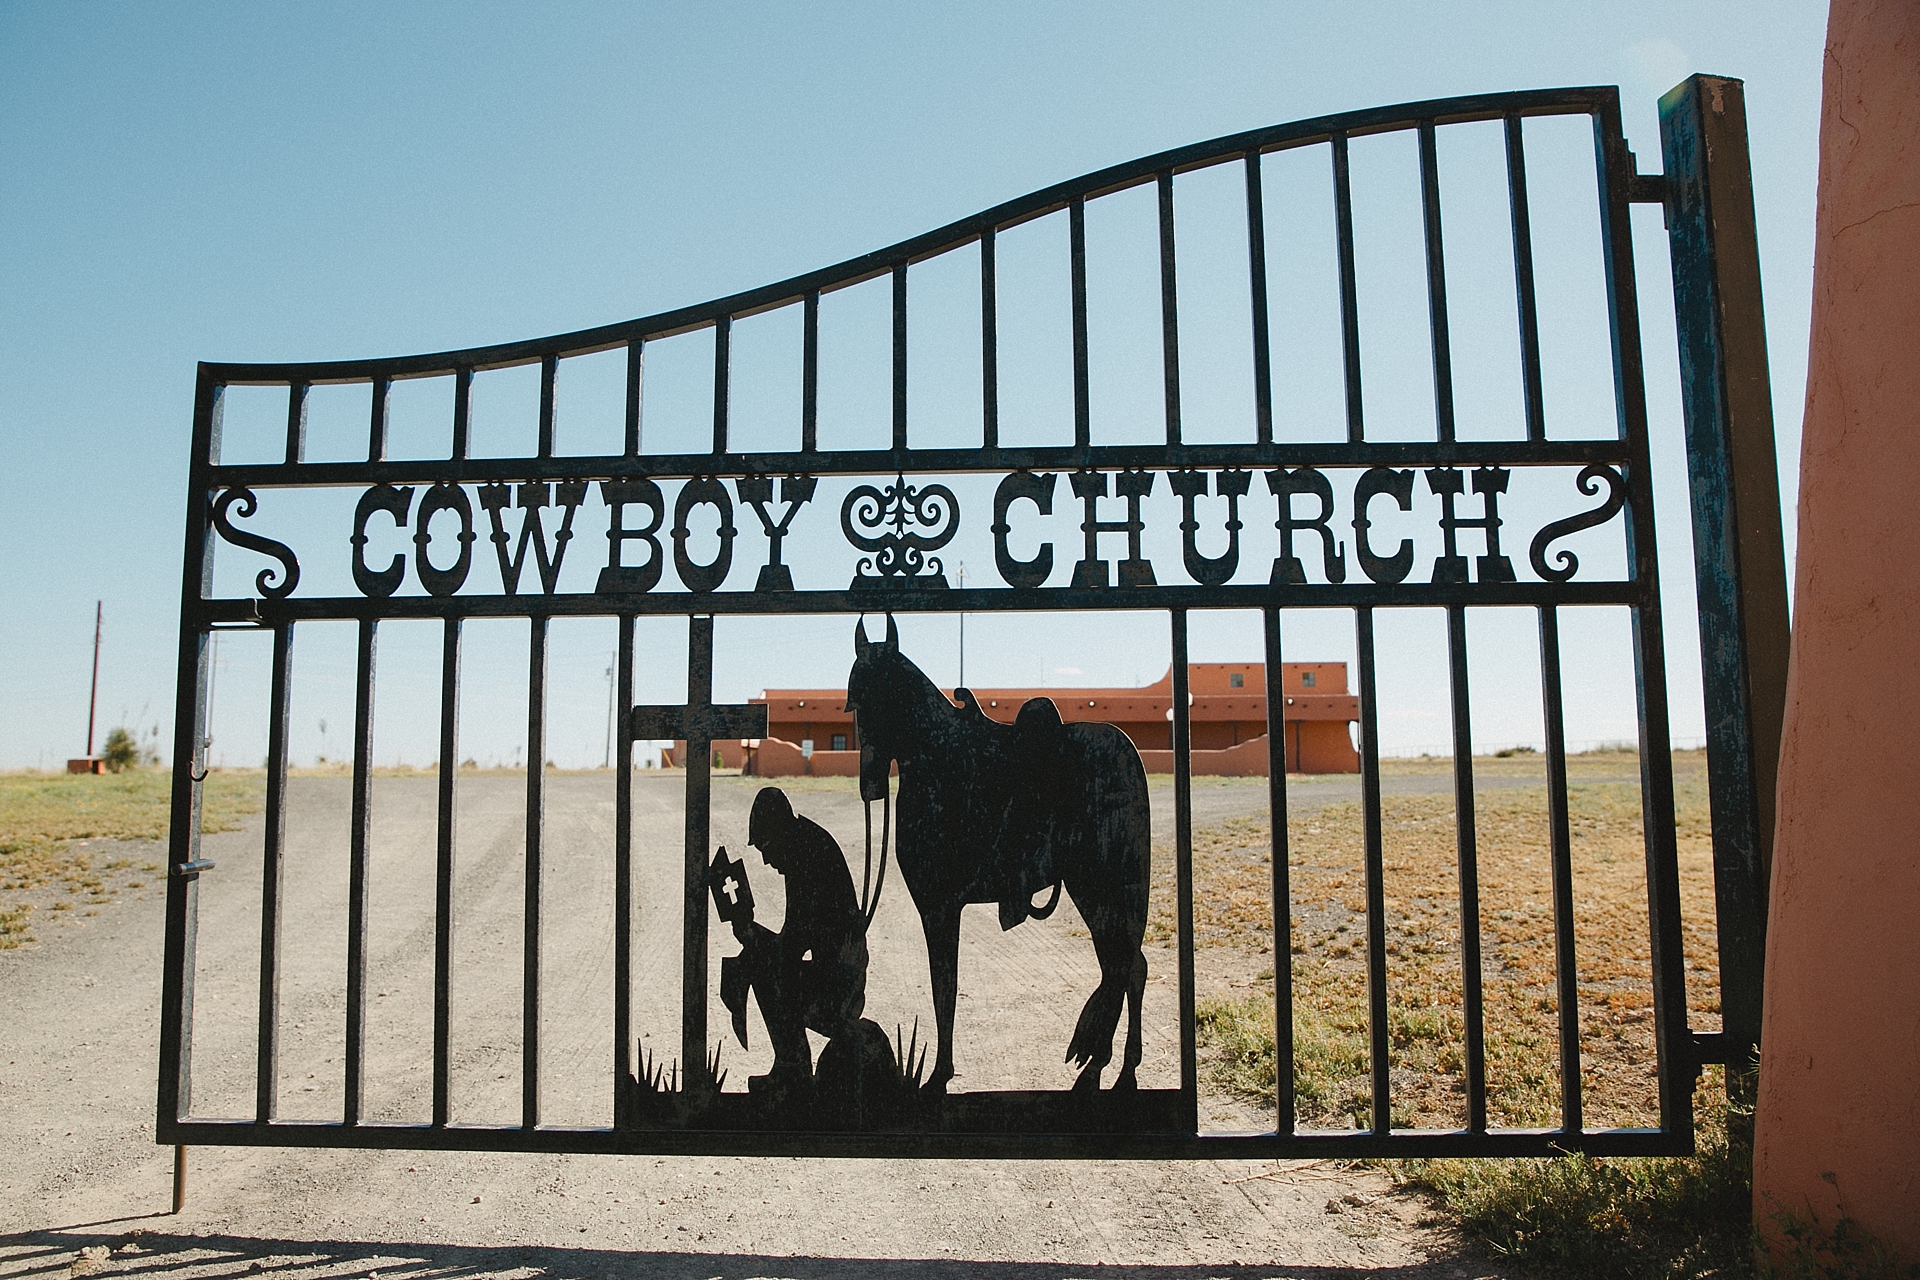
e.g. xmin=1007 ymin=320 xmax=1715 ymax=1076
xmin=710 ymin=788 xmax=901 ymax=1126
xmin=846 ymin=615 xmax=1152 ymax=1094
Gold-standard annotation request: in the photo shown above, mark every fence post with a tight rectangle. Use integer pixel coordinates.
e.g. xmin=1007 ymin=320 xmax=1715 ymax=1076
xmin=1658 ymin=74 xmax=1791 ymax=1083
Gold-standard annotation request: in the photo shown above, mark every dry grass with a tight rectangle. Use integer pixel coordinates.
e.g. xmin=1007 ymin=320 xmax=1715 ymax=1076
xmin=1160 ymin=750 xmax=1718 ymax=1131
xmin=0 ymin=769 xmax=263 ymax=948
xmin=1160 ymin=749 xmax=1751 ymax=1276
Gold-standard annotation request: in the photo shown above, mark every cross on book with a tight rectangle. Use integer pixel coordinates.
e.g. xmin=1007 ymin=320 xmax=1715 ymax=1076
xmin=709 ymin=846 xmax=754 ymax=926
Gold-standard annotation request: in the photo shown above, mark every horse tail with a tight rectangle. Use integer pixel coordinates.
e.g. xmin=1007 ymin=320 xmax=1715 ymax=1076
xmin=1027 ymin=880 xmax=1063 ymax=921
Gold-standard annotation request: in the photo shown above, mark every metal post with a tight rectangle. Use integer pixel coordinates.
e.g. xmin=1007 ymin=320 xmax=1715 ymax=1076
xmin=171 ymin=1145 xmax=186 ymax=1213
xmin=1659 ymin=74 xmax=1791 ymax=1081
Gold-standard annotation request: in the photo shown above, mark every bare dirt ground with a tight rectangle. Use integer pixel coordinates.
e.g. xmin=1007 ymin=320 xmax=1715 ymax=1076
xmin=0 ymin=769 xmax=1541 ymax=1279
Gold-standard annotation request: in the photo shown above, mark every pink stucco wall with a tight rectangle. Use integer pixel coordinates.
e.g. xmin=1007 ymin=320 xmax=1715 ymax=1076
xmin=1754 ymin=0 xmax=1920 ymax=1251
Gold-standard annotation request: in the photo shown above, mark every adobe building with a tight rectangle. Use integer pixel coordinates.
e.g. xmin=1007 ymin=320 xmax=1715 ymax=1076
xmin=664 ymin=662 xmax=1360 ymax=777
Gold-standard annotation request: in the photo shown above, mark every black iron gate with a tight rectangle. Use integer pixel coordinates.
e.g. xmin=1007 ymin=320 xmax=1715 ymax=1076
xmin=159 ymin=79 xmax=1785 ymax=1160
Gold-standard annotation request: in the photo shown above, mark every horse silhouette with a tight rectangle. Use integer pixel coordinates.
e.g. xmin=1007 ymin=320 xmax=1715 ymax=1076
xmin=845 ymin=616 xmax=1151 ymax=1093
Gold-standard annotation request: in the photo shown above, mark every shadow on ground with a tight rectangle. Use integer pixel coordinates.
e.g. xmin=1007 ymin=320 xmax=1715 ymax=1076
xmin=4 ymin=1222 xmax=1477 ymax=1280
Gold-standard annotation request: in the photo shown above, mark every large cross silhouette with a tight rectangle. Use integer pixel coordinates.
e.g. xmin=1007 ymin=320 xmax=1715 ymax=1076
xmin=629 ymin=615 xmax=766 ymax=1086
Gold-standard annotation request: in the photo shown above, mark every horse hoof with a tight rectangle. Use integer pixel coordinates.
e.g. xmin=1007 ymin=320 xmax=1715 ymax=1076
xmin=1110 ymin=1069 xmax=1138 ymax=1093
xmin=921 ymin=1073 xmax=951 ymax=1098
xmin=1071 ymin=1067 xmax=1103 ymax=1093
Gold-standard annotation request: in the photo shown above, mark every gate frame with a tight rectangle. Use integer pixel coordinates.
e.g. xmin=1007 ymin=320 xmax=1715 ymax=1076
xmin=157 ymin=78 xmax=1783 ymax=1164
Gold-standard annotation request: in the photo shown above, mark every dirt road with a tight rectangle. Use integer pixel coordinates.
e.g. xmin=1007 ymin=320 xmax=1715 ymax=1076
xmin=0 ymin=771 xmax=1515 ymax=1277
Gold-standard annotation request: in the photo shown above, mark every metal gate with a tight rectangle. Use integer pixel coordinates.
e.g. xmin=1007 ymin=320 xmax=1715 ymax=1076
xmin=160 ymin=78 xmax=1786 ymax=1160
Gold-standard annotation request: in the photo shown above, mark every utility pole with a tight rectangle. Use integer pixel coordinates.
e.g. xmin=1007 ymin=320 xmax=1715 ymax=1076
xmin=86 ymin=601 xmax=102 ymax=757
xmin=604 ymin=652 xmax=617 ymax=769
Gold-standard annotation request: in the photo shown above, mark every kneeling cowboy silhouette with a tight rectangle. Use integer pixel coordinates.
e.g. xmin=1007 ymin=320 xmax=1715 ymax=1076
xmin=713 ymin=787 xmax=869 ymax=1094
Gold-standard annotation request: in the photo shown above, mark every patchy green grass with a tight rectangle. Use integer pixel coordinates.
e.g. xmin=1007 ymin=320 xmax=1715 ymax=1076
xmin=1397 ymin=1073 xmax=1754 ymax=1278
xmin=1195 ymin=993 xmax=1279 ymax=1102
xmin=0 ymin=770 xmax=262 ymax=948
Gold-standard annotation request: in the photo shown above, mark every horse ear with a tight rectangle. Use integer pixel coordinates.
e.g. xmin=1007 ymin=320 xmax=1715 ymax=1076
xmin=885 ymin=613 xmax=899 ymax=651
xmin=855 ymin=617 xmax=870 ymax=656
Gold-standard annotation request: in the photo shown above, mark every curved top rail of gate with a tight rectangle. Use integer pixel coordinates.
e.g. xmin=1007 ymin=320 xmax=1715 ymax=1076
xmin=198 ymin=85 xmax=1642 ymax=481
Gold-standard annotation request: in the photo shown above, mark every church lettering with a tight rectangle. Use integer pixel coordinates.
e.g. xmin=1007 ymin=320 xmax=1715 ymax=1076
xmin=226 ymin=465 xmax=1631 ymax=601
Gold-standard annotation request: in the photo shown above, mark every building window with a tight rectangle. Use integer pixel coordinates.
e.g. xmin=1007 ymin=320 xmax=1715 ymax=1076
xmin=1229 ymin=672 xmax=1243 ymax=688
xmin=830 ymin=734 xmax=848 ymax=752
xmin=1302 ymin=670 xmax=1316 ymax=688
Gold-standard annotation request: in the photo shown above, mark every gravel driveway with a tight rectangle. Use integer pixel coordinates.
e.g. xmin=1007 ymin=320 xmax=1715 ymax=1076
xmin=0 ymin=769 xmax=1521 ymax=1278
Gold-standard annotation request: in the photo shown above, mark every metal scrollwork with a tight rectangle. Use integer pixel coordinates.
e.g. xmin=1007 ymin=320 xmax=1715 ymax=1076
xmin=210 ymin=486 xmax=301 ymax=598
xmin=1529 ymin=465 xmax=1629 ymax=582
xmin=840 ymin=472 xmax=958 ymax=589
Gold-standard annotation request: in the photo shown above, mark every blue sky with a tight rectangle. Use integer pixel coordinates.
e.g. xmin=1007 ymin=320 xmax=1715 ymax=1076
xmin=0 ymin=2 xmax=1826 ymax=770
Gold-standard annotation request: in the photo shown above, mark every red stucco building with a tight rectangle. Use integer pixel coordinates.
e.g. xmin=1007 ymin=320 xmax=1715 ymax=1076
xmin=666 ymin=662 xmax=1359 ymax=777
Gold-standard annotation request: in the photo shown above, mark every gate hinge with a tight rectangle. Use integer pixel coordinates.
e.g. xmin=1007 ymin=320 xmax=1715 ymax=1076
xmin=1628 ymin=172 xmax=1668 ymax=204
xmin=1690 ymin=1030 xmax=1728 ymax=1065
xmin=174 ymin=858 xmax=217 ymax=879
xmin=202 ymin=598 xmax=264 ymax=628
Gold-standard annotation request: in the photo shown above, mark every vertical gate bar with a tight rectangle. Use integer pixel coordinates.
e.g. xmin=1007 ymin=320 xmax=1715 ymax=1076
xmin=1158 ymin=171 xmax=1183 ymax=448
xmin=1244 ymin=152 xmax=1274 ymax=447
xmin=452 ymin=368 xmax=472 ymax=461
xmin=343 ymin=616 xmax=377 ymax=1125
xmin=538 ymin=353 xmax=557 ymax=459
xmin=254 ymin=619 xmax=294 ymax=1123
xmin=1069 ymin=198 xmax=1091 ymax=451
xmin=432 ymin=616 xmax=461 ymax=1128
xmin=1504 ymin=115 xmax=1548 ymax=443
xmin=1591 ymin=95 xmax=1693 ymax=1141
xmin=1355 ymin=607 xmax=1390 ymax=1134
xmin=892 ymin=263 xmax=909 ymax=452
xmin=1658 ymin=75 xmax=1789 ymax=1080
xmin=523 ymin=615 xmax=548 ymax=1128
xmin=682 ymin=616 xmax=716 ymax=1087
xmin=1418 ymin=121 xmax=1457 ymax=444
xmin=1538 ymin=605 xmax=1585 ymax=1133
xmin=624 ymin=340 xmax=643 ymax=458
xmin=711 ymin=317 xmax=731 ymax=457
xmin=1630 ymin=599 xmax=1690 ymax=1138
xmin=284 ymin=382 xmax=308 ymax=465
xmin=1171 ymin=609 xmax=1197 ymax=1129
xmin=368 ymin=376 xmax=390 ymax=463
xmin=980 ymin=231 xmax=998 ymax=451
xmin=163 ymin=630 xmax=211 ymax=1129
xmin=801 ymin=293 xmax=819 ymax=454
xmin=1330 ymin=134 xmax=1364 ymax=444
xmin=1262 ymin=607 xmax=1294 ymax=1133
xmin=160 ymin=373 xmax=221 ymax=1136
xmin=1445 ymin=605 xmax=1488 ymax=1131
xmin=612 ymin=614 xmax=636 ymax=1127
